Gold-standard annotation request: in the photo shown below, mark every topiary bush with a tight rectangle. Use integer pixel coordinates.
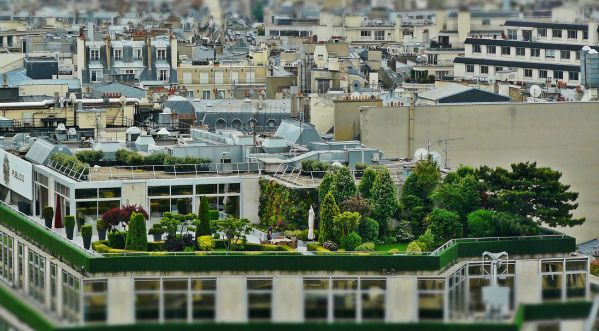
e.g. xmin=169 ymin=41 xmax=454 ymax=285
xmin=176 ymin=198 xmax=190 ymax=215
xmin=355 ymin=242 xmax=375 ymax=251
xmin=125 ymin=212 xmax=148 ymax=251
xmin=196 ymin=197 xmax=212 ymax=236
xmin=76 ymin=150 xmax=104 ymax=164
xmin=340 ymin=232 xmax=362 ymax=251
xmin=322 ymin=241 xmax=338 ymax=251
xmin=197 ymin=235 xmax=215 ymax=251
xmin=209 ymin=210 xmax=220 ymax=221
xmin=107 ymin=231 xmax=127 ymax=249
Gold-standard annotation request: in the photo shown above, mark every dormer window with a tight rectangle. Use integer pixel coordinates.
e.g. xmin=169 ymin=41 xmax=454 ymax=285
xmin=113 ymin=48 xmax=122 ymax=61
xmin=157 ymin=48 xmax=166 ymax=60
xmin=134 ymin=48 xmax=142 ymax=60
xmin=90 ymin=49 xmax=100 ymax=61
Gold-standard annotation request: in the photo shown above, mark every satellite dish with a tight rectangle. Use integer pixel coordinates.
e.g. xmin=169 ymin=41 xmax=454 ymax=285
xmin=530 ymin=85 xmax=542 ymax=98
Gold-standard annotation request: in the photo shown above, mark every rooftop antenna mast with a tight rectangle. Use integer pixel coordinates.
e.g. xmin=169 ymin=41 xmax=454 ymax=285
xmin=437 ymin=137 xmax=464 ymax=169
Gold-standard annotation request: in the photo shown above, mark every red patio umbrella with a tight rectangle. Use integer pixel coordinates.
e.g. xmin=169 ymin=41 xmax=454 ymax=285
xmin=54 ymin=194 xmax=63 ymax=228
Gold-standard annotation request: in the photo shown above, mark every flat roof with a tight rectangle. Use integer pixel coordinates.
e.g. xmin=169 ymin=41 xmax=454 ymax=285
xmin=465 ymin=37 xmax=599 ymax=51
xmin=453 ymin=57 xmax=580 ymax=71
xmin=504 ymin=20 xmax=588 ymax=31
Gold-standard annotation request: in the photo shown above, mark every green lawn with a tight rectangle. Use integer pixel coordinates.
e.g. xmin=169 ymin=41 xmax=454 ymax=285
xmin=374 ymin=242 xmax=409 ymax=252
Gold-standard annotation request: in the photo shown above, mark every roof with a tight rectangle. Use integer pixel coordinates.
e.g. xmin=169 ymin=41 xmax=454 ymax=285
xmin=25 ymin=138 xmax=72 ymax=165
xmin=90 ymin=82 xmax=146 ymax=99
xmin=453 ymin=57 xmax=580 ymax=71
xmin=193 ymin=99 xmax=292 ymax=114
xmin=5 ymin=69 xmax=81 ymax=90
xmin=577 ymin=239 xmax=599 ymax=257
xmin=418 ymin=84 xmax=472 ymax=100
xmin=503 ymin=20 xmax=588 ymax=31
xmin=418 ymin=84 xmax=511 ymax=103
xmin=465 ymin=37 xmax=599 ymax=52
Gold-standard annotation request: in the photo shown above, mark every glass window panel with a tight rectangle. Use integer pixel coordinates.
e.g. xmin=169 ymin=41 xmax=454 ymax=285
xmin=418 ymin=279 xmax=445 ymax=290
xmin=150 ymin=199 xmax=171 ymax=219
xmin=418 ymin=293 xmax=444 ymax=320
xmin=192 ymin=292 xmax=215 ymax=320
xmin=163 ymin=279 xmax=188 ymax=291
xmin=191 ymin=278 xmax=216 ymax=291
xmin=542 ymin=261 xmax=563 ymax=273
xmin=333 ymin=293 xmax=356 ymax=321
xmin=360 ymin=279 xmax=386 ymax=290
xmin=225 ymin=183 xmax=240 ymax=193
xmin=361 ymin=292 xmax=385 ymax=321
xmin=304 ymin=278 xmax=329 ymax=290
xmin=196 ymin=184 xmax=217 ymax=195
xmin=542 ymin=274 xmax=562 ymax=301
xmin=76 ymin=201 xmax=98 ymax=222
xmin=248 ymin=279 xmax=272 ymax=290
xmin=135 ymin=279 xmax=160 ymax=291
xmin=304 ymin=292 xmax=328 ymax=321
xmin=75 ymin=189 xmax=97 ymax=199
xmin=148 ymin=186 xmax=170 ymax=196
xmin=163 ymin=293 xmax=188 ymax=321
xmin=566 ymin=260 xmax=587 ymax=271
xmin=135 ymin=293 xmax=159 ymax=321
xmin=98 ymin=200 xmax=120 ymax=216
xmin=83 ymin=295 xmax=107 ymax=322
xmin=99 ymin=188 xmax=121 ymax=198
xmin=469 ymin=278 xmax=490 ymax=312
xmin=248 ymin=293 xmax=271 ymax=320
xmin=83 ymin=280 xmax=107 ymax=293
xmin=171 ymin=185 xmax=193 ymax=196
xmin=566 ymin=273 xmax=586 ymax=299
xmin=333 ymin=279 xmax=357 ymax=290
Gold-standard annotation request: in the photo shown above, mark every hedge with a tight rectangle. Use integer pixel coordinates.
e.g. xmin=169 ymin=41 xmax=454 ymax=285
xmin=258 ymin=178 xmax=318 ymax=229
xmin=0 ymin=284 xmax=54 ymax=331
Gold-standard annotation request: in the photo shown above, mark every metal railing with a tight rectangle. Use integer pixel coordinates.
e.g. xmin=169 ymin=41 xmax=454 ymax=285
xmin=47 ymin=158 xmax=90 ymax=181
xmin=272 ymin=164 xmax=401 ymax=187
xmin=88 ymin=162 xmax=265 ymax=181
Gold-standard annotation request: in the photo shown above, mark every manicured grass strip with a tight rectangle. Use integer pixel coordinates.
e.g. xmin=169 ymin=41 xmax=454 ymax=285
xmin=374 ymin=242 xmax=408 ymax=252
xmin=0 ymin=284 xmax=55 ymax=331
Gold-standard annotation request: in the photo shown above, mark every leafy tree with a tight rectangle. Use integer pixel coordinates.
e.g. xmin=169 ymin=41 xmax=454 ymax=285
xmin=370 ymin=167 xmax=398 ymax=238
xmin=333 ymin=212 xmax=360 ymax=238
xmin=406 ymin=240 xmax=424 ymax=254
xmin=477 ymin=162 xmax=584 ymax=228
xmin=492 ymin=212 xmax=539 ymax=236
xmin=196 ymin=197 xmax=212 ymax=237
xmin=319 ymin=192 xmax=340 ymax=243
xmin=358 ymin=217 xmax=379 ymax=243
xmin=402 ymin=157 xmax=440 ymax=202
xmin=392 ymin=220 xmax=414 ymax=242
xmin=214 ymin=217 xmax=251 ymax=251
xmin=332 ymin=166 xmax=357 ymax=204
xmin=426 ymin=208 xmax=463 ymax=245
xmin=125 ymin=212 xmax=147 ymax=251
xmin=415 ymin=228 xmax=435 ymax=251
xmin=340 ymin=196 xmax=371 ymax=218
xmin=432 ymin=173 xmax=482 ymax=223
xmin=340 ymin=232 xmax=362 ymax=251
xmin=467 ymin=209 xmax=495 ymax=237
xmin=398 ymin=194 xmax=427 ymax=236
xmin=318 ymin=169 xmax=336 ymax=204
xmin=358 ymin=166 xmax=379 ymax=199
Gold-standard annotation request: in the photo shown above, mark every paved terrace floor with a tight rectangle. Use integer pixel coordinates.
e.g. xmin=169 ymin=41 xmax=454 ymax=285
xmin=87 ymin=167 xmax=260 ymax=181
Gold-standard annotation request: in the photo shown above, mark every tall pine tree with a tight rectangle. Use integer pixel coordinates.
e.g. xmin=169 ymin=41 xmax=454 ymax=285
xmin=319 ymin=192 xmax=340 ymax=243
xmin=370 ymin=168 xmax=398 ymax=238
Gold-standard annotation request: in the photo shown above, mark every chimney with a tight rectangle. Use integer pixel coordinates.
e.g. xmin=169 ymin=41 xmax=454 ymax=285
xmin=106 ymin=35 xmax=111 ymax=70
xmin=87 ymin=22 xmax=94 ymax=42
xmin=146 ymin=36 xmax=152 ymax=71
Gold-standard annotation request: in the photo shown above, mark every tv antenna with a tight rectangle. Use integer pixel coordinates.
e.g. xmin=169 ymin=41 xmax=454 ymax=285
xmin=437 ymin=137 xmax=464 ymax=169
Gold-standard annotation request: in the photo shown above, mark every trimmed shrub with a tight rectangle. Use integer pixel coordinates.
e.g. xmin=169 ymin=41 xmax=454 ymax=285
xmin=176 ymin=198 xmax=190 ymax=215
xmin=358 ymin=217 xmax=379 ymax=243
xmin=355 ymin=242 xmax=375 ymax=252
xmin=209 ymin=210 xmax=219 ymax=221
xmin=406 ymin=240 xmax=425 ymax=255
xmin=416 ymin=229 xmax=435 ymax=252
xmin=319 ymin=192 xmax=340 ymax=243
xmin=75 ymin=150 xmax=104 ymax=164
xmin=197 ymin=235 xmax=215 ymax=251
xmin=96 ymin=219 xmax=107 ymax=232
xmin=392 ymin=220 xmax=414 ymax=242
xmin=196 ymin=197 xmax=212 ymax=236
xmin=322 ymin=241 xmax=338 ymax=251
xmin=107 ymin=231 xmax=127 ymax=249
xmin=42 ymin=206 xmax=53 ymax=221
xmin=147 ymin=241 xmax=164 ymax=252
xmin=340 ymin=232 xmax=362 ymax=251
xmin=307 ymin=242 xmax=330 ymax=252
xmin=81 ymin=224 xmax=92 ymax=238
xmin=125 ymin=212 xmax=147 ymax=251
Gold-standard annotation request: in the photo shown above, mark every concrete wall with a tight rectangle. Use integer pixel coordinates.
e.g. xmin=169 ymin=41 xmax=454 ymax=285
xmin=360 ymin=102 xmax=599 ymax=242
xmin=309 ymin=94 xmax=335 ymax=134
xmin=515 ymin=260 xmax=541 ymax=304
xmin=121 ymin=181 xmax=147 ymax=210
xmin=333 ymin=99 xmax=382 ymax=141
xmin=241 ymin=176 xmax=260 ymax=224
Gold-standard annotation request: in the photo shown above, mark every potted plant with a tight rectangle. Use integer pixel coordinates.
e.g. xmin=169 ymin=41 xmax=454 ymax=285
xmin=96 ymin=219 xmax=107 ymax=241
xmin=65 ymin=216 xmax=75 ymax=240
xmin=81 ymin=224 xmax=92 ymax=250
xmin=42 ymin=206 xmax=54 ymax=229
xmin=148 ymin=224 xmax=164 ymax=242
xmin=76 ymin=211 xmax=85 ymax=233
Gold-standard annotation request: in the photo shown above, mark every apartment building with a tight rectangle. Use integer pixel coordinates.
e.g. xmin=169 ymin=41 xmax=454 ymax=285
xmin=454 ymin=21 xmax=599 ymax=86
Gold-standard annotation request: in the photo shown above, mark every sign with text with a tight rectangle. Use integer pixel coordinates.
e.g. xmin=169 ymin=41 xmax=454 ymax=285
xmin=0 ymin=149 xmax=33 ymax=200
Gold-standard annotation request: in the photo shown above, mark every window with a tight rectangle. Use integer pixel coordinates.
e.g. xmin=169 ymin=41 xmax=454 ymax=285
xmin=507 ymin=29 xmax=517 ymax=40
xmin=482 ymin=18 xmax=490 ymax=26
xmin=157 ymin=48 xmax=167 ymax=60
xmin=487 ymin=45 xmax=496 ymax=54
xmin=541 ymin=259 xmax=588 ymax=301
xmin=83 ymin=280 xmax=108 ymax=322
xmin=516 ymin=47 xmax=525 ymax=56
xmin=524 ymin=69 xmax=533 ymax=78
xmin=554 ymin=70 xmax=564 ymax=80
xmin=560 ymin=50 xmax=570 ymax=60
xmin=90 ymin=49 xmax=100 ymax=60
xmin=113 ymin=48 xmax=122 ymax=60
xmin=216 ymin=89 xmax=226 ymax=99
xmin=317 ymin=79 xmax=330 ymax=93
xmin=303 ymin=277 xmax=386 ymax=323
xmin=567 ymin=30 xmax=577 ymax=39
xmin=531 ymin=48 xmax=540 ymax=57
xmin=522 ymin=30 xmax=532 ymax=41
xmin=501 ymin=46 xmax=511 ymax=55
xmin=583 ymin=30 xmax=589 ymax=40
xmin=0 ymin=231 xmax=13 ymax=284
xmin=134 ymin=48 xmax=142 ymax=60
xmin=62 ymin=270 xmax=81 ymax=322
xmin=158 ymin=69 xmax=169 ymax=81
xmin=473 ymin=45 xmax=481 ymax=53
xmin=163 ymin=278 xmax=189 ymax=322
xmin=191 ymin=278 xmax=216 ymax=321
xmin=360 ymin=30 xmax=371 ymax=37
xmin=183 ymin=72 xmax=192 ymax=84
xmin=374 ymin=31 xmax=385 ymax=41
xmin=576 ymin=51 xmax=581 ymax=60
xmin=539 ymin=70 xmax=548 ymax=79
xmin=230 ymin=71 xmax=239 ymax=84
xmin=247 ymin=278 xmax=272 ymax=321
xmin=418 ymin=278 xmax=445 ymax=320
xmin=200 ymin=72 xmax=209 ymax=84
xmin=246 ymin=71 xmax=256 ymax=83
xmin=202 ymin=90 xmax=210 ymax=99
xmin=545 ymin=49 xmax=555 ymax=58
xmin=466 ymin=64 xmax=474 ymax=73
xmin=552 ymin=29 xmax=562 ymax=38
xmin=214 ymin=71 xmax=224 ymax=84
xmin=124 ymin=69 xmax=135 ymax=75
xmin=538 ymin=28 xmax=547 ymax=37
xmin=480 ymin=65 xmax=488 ymax=74
xmin=90 ymin=70 xmax=102 ymax=82
xmin=569 ymin=71 xmax=579 ymax=81
xmin=135 ymin=279 xmax=160 ymax=321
